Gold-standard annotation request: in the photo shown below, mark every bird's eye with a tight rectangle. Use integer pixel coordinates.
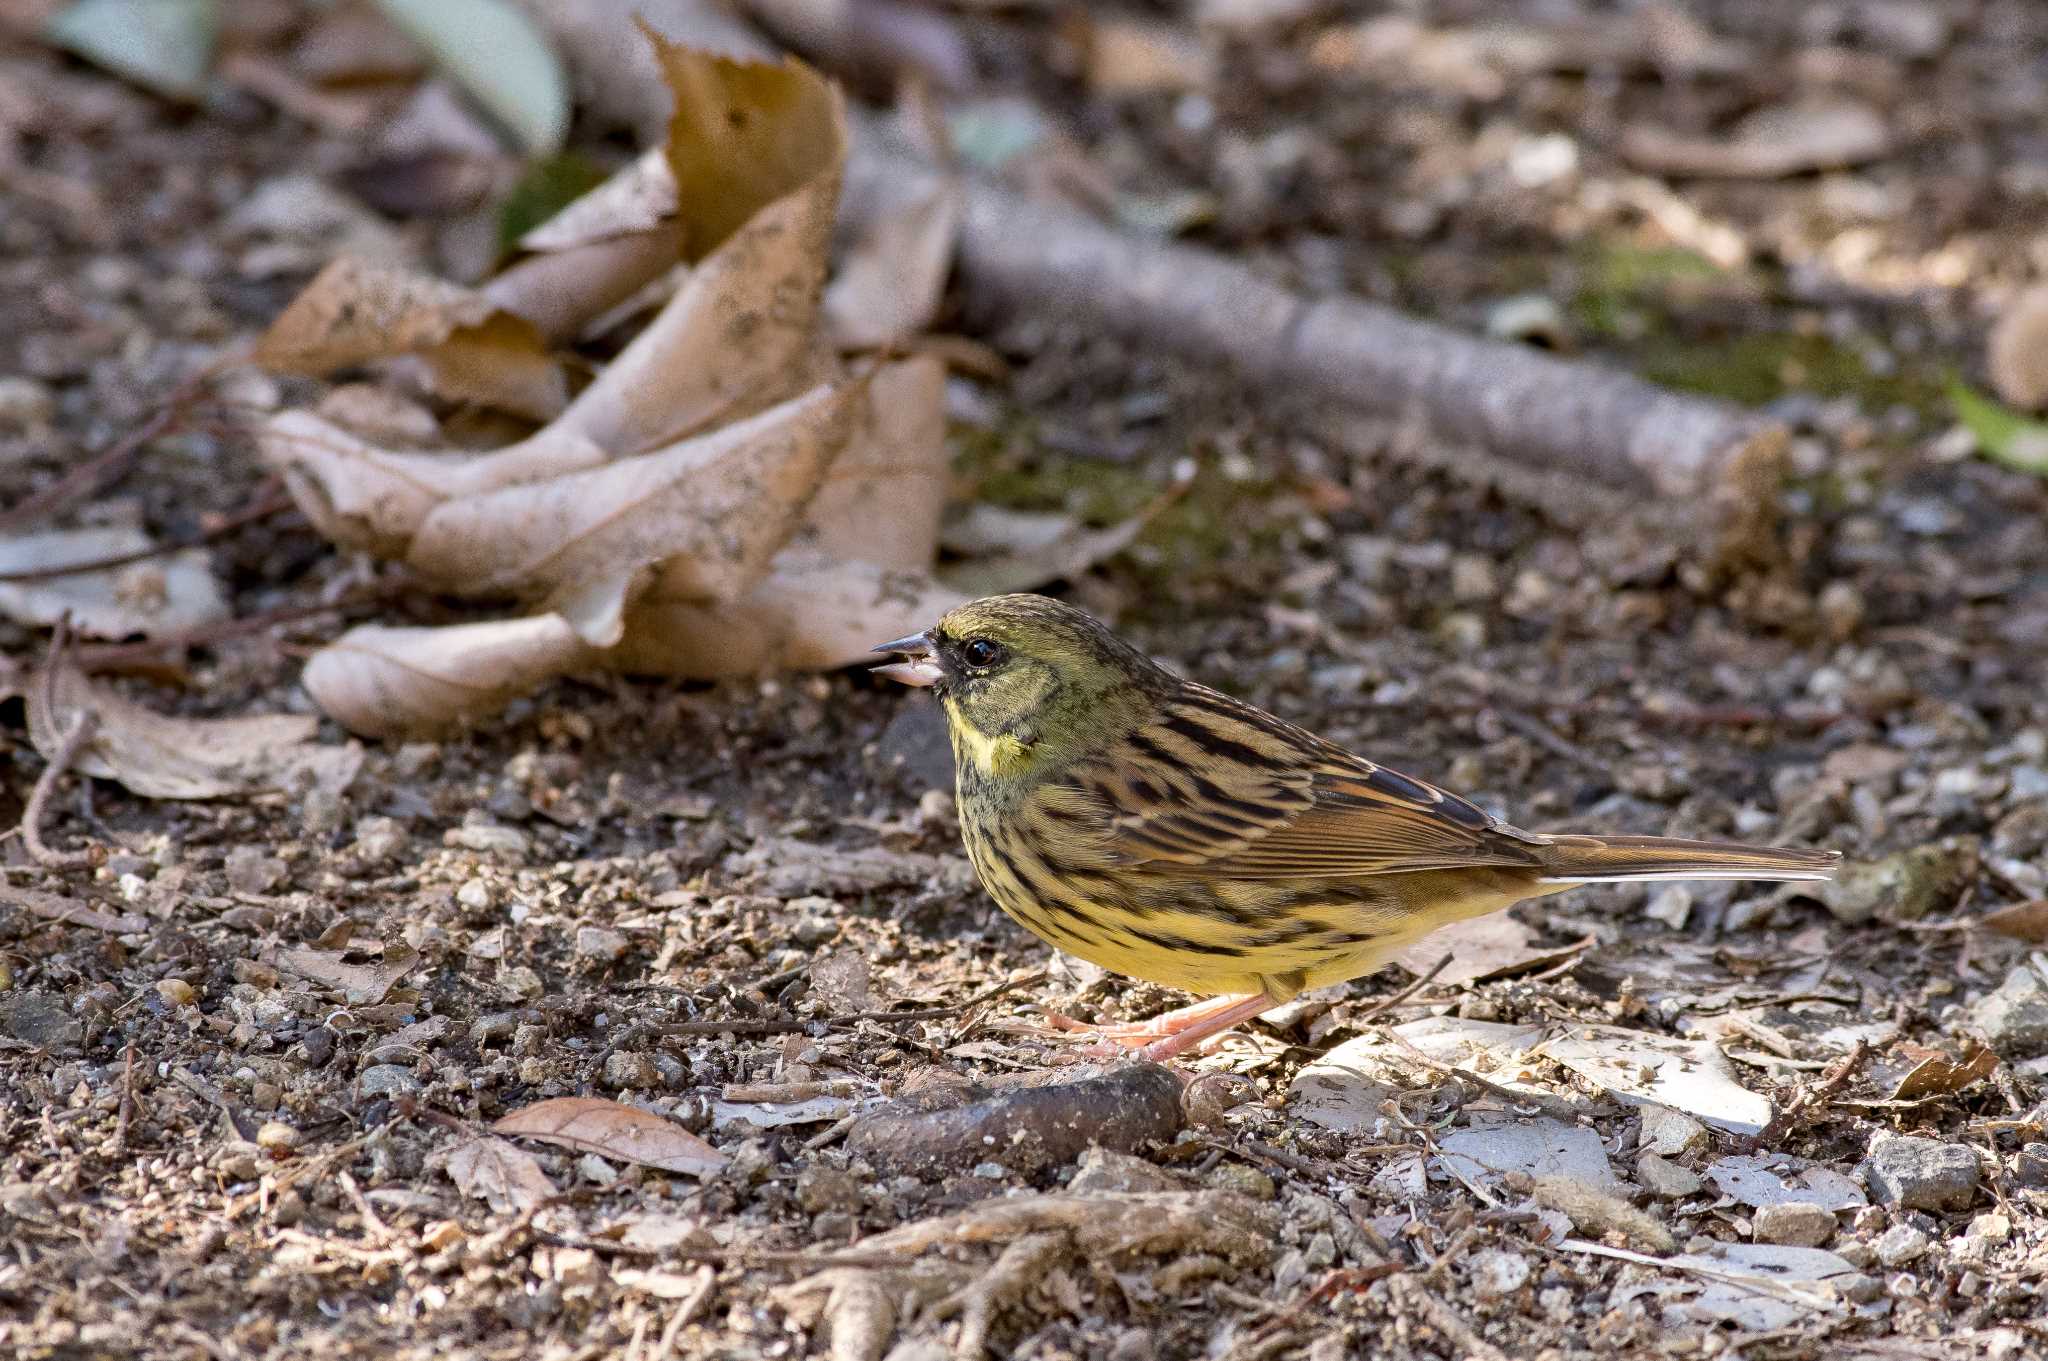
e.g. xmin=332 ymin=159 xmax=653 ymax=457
xmin=959 ymin=638 xmax=1004 ymax=669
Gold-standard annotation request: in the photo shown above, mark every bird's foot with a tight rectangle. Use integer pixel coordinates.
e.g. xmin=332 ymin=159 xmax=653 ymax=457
xmin=1036 ymin=993 xmax=1277 ymax=1063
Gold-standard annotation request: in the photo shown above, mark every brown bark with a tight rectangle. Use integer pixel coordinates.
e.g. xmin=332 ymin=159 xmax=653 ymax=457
xmin=842 ymin=136 xmax=1789 ymax=559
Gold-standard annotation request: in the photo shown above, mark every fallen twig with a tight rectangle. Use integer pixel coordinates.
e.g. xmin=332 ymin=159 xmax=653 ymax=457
xmin=0 ymin=362 xmax=231 ymax=535
xmin=0 ymin=484 xmax=295 ymax=584
xmin=1354 ymin=952 xmax=1454 ymax=1026
xmin=844 ymin=127 xmax=1790 ymax=560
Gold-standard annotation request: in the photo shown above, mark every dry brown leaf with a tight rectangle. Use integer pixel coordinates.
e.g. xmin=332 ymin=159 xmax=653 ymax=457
xmin=1889 ymin=1042 xmax=1999 ymax=1101
xmin=257 ymin=411 xmax=608 ymax=556
xmin=485 ymin=221 xmax=688 ymax=343
xmin=445 ymin=1136 xmax=558 ymax=1213
xmin=301 ymin=613 xmax=598 ymax=740
xmin=1977 ymin=899 xmax=2048 ymax=944
xmin=254 ymin=257 xmax=565 ymax=419
xmin=821 ymin=177 xmax=961 ymax=350
xmin=647 ymin=24 xmax=844 ymax=264
xmin=26 ymin=660 xmax=361 ymax=801
xmin=495 ymin=1096 xmax=727 ymax=1177
xmin=266 ymin=940 xmax=421 ymax=1005
xmin=800 ymin=356 xmax=948 ymax=571
xmin=413 ymin=309 xmax=569 ymax=422
xmin=0 ymin=527 xmax=227 ymax=639
xmin=408 ymin=378 xmax=865 ymax=644
xmin=615 ymin=548 xmax=969 ymax=678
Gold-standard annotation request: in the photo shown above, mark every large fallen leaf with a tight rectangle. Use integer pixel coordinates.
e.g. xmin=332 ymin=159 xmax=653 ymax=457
xmin=613 ymin=549 xmax=968 ymax=678
xmin=800 ymin=356 xmax=948 ymax=571
xmin=1701 ymin=1155 xmax=1866 ymax=1212
xmin=0 ymin=527 xmax=227 ymax=638
xmin=254 ymin=257 xmax=566 ymax=422
xmin=258 ymin=411 xmax=609 ymax=556
xmin=301 ymin=613 xmax=597 ymax=740
xmin=26 ymin=661 xmax=361 ymax=801
xmin=406 ymin=378 xmax=865 ymax=644
xmin=266 ymin=941 xmax=421 ymax=1005
xmin=372 ymin=0 xmax=569 ymax=155
xmin=1888 ymin=1042 xmax=1999 ymax=1101
xmin=495 ymin=1096 xmax=726 ymax=1177
xmin=649 ymin=25 xmax=843 ymax=263
xmin=822 ymin=176 xmax=961 ymax=350
xmin=445 ymin=1135 xmax=558 ymax=1213
xmin=1536 ymin=1025 xmax=1771 ymax=1135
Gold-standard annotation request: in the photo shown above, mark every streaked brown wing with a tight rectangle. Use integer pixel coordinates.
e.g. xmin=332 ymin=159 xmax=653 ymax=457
xmin=1057 ymin=683 xmax=1548 ymax=878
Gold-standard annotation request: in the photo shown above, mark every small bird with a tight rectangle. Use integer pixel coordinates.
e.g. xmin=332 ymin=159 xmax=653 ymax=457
xmin=873 ymin=594 xmax=1840 ymax=1062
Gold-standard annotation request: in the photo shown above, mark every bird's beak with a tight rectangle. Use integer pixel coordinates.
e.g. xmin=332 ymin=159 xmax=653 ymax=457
xmin=870 ymin=631 xmax=943 ymax=687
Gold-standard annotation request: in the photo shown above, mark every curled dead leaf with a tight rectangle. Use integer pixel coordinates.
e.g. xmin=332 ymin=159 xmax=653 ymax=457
xmin=301 ymin=614 xmax=598 ymax=739
xmin=26 ymin=660 xmax=361 ymax=801
xmin=614 ymin=548 xmax=968 ymax=678
xmin=407 ymin=377 xmax=866 ymax=643
xmin=253 ymin=256 xmax=566 ymax=419
xmin=1888 ymin=1043 xmax=1998 ymax=1101
xmin=495 ymin=1095 xmax=727 ymax=1177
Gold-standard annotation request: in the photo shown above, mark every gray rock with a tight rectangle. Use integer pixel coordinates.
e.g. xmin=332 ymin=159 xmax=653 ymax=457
xmin=1070 ymin=1147 xmax=1182 ymax=1194
xmin=1639 ymin=1105 xmax=1708 ymax=1157
xmin=602 ymin=1050 xmax=659 ymax=1090
xmin=224 ymin=846 xmax=288 ymax=895
xmin=1865 ymin=1132 xmax=1980 ymax=1212
xmin=0 ymin=992 xmax=82 ymax=1055
xmin=574 ymin=927 xmax=629 ymax=963
xmin=1637 ymin=1152 xmax=1702 ymax=1199
xmin=1970 ymin=963 xmax=2048 ymax=1057
xmin=359 ymin=1064 xmax=419 ymax=1098
xmin=1814 ymin=837 xmax=1979 ymax=923
xmin=1754 ymin=1201 xmax=1836 ymax=1247
xmin=1875 ymin=1222 xmax=1930 ymax=1267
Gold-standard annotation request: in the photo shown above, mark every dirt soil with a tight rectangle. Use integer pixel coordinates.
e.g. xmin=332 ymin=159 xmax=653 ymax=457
xmin=5 ymin=3 xmax=2048 ymax=1360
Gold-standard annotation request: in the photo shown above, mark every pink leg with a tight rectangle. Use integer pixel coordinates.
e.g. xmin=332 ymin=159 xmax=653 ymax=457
xmin=1040 ymin=993 xmax=1278 ymax=1061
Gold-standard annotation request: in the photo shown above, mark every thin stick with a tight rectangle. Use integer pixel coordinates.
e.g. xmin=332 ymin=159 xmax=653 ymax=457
xmin=1353 ymin=952 xmax=1454 ymax=1026
xmin=23 ymin=708 xmax=101 ymax=870
xmin=0 ymin=356 xmax=236 ymax=535
xmin=0 ymin=486 xmax=294 ymax=584
xmin=116 ymin=1040 xmax=137 ymax=1152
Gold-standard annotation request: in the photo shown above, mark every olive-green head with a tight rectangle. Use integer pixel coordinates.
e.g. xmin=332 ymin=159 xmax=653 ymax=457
xmin=871 ymin=594 xmax=1170 ymax=779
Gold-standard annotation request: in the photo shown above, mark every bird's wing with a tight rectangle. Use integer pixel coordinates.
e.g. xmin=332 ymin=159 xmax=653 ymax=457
xmin=1051 ymin=683 xmax=1548 ymax=878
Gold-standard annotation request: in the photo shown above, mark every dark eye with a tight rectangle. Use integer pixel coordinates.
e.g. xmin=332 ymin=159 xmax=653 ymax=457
xmin=959 ymin=638 xmax=1004 ymax=669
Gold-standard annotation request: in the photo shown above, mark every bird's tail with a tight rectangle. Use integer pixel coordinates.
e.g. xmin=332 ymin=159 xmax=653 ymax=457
xmin=1535 ymin=835 xmax=1840 ymax=885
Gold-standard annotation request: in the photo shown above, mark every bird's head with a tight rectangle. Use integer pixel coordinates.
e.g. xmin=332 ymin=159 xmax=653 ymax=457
xmin=871 ymin=594 xmax=1169 ymax=778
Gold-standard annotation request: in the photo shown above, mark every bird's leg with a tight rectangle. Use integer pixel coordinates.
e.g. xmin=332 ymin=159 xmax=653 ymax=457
xmin=1039 ymin=992 xmax=1277 ymax=1059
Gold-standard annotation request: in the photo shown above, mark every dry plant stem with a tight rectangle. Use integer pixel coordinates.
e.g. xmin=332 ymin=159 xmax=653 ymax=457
xmin=842 ymin=136 xmax=1790 ymax=553
xmin=0 ymin=360 xmax=231 ymax=534
xmin=0 ymin=485 xmax=295 ymax=584
xmin=23 ymin=709 xmax=101 ymax=870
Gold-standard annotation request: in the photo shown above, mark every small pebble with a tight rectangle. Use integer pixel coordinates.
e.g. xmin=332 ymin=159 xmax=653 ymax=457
xmin=1876 ymin=1222 xmax=1930 ymax=1267
xmin=1865 ymin=1132 xmax=1981 ymax=1211
xmin=358 ymin=1064 xmax=418 ymax=1098
xmin=1753 ymin=1200 xmax=1835 ymax=1247
xmin=256 ymin=1121 xmax=300 ymax=1154
xmin=1636 ymin=1153 xmax=1702 ymax=1199
xmin=575 ymin=926 xmax=629 ymax=962
xmin=602 ymin=1050 xmax=659 ymax=1089
xmin=156 ymin=979 xmax=197 ymax=1007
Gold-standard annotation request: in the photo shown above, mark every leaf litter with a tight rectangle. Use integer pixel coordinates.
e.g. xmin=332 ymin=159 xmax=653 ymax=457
xmin=252 ymin=29 xmax=1154 ymax=736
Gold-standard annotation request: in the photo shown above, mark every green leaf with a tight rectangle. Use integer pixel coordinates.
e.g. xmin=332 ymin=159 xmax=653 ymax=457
xmin=372 ymin=0 xmax=569 ymax=156
xmin=1947 ymin=375 xmax=2048 ymax=477
xmin=46 ymin=0 xmax=218 ymax=100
